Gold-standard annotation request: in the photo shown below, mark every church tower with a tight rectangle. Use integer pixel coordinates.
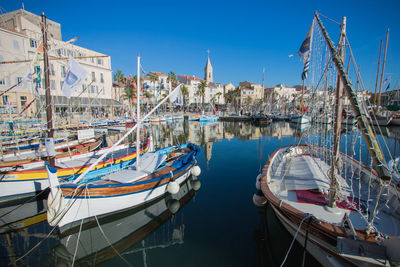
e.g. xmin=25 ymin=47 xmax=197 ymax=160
xmin=204 ymin=50 xmax=213 ymax=82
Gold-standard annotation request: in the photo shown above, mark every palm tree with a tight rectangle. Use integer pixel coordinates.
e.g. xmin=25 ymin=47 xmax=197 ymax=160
xmin=167 ymin=71 xmax=177 ymax=88
xmin=149 ymin=75 xmax=159 ymax=107
xmin=197 ymin=80 xmax=207 ymax=111
xmin=181 ymin=85 xmax=189 ymax=108
xmin=144 ymin=91 xmax=152 ymax=112
xmin=233 ymin=86 xmax=241 ymax=113
xmin=122 ymin=82 xmax=136 ymax=118
xmin=216 ymin=92 xmax=222 ymax=104
xmin=113 ymin=69 xmax=124 ymax=83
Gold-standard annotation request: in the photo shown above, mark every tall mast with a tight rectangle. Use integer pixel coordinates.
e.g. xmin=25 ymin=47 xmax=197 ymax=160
xmin=314 ymin=12 xmax=391 ymax=180
xmin=42 ymin=13 xmax=55 ymax=167
xmin=328 ymin=16 xmax=346 ymax=207
xmin=373 ymin=40 xmax=383 ymax=105
xmin=136 ymin=54 xmax=141 ymax=170
xmin=377 ymin=28 xmax=389 ymax=108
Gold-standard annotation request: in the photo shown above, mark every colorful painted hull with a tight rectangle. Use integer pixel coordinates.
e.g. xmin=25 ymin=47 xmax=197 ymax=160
xmin=48 ymin=144 xmax=199 ymax=231
xmin=0 ymin=142 xmax=149 ymax=203
xmin=290 ymin=114 xmax=311 ymax=124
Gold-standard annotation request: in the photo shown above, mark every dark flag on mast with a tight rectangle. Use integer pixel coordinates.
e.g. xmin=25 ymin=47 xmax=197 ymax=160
xmin=298 ymin=19 xmax=315 ymax=81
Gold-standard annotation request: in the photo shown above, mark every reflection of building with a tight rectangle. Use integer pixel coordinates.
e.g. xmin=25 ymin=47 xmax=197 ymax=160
xmin=205 ymin=142 xmax=213 ymax=163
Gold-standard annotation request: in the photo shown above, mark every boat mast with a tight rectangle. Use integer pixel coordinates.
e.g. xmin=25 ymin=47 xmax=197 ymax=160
xmin=42 ymin=13 xmax=55 ymax=167
xmin=373 ymin=40 xmax=383 ymax=105
xmin=314 ymin=12 xmax=391 ymax=180
xmin=377 ymin=28 xmax=389 ymax=108
xmin=136 ymin=54 xmax=141 ymax=170
xmin=328 ymin=16 xmax=346 ymax=208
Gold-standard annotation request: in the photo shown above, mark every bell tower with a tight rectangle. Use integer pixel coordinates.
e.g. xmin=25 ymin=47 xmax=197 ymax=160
xmin=204 ymin=49 xmax=213 ymax=82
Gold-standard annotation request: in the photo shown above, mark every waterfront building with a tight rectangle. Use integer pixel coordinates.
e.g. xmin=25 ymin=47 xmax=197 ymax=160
xmin=0 ymin=9 xmax=115 ymax=120
xmin=264 ymin=84 xmax=297 ymax=104
xmin=0 ymin=26 xmax=34 ymax=118
xmin=239 ymin=81 xmax=264 ymax=105
xmin=224 ymin=83 xmax=236 ymax=94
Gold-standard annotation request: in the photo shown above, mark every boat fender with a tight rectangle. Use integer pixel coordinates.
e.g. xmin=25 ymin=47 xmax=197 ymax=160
xmin=190 ymin=179 xmax=201 ymax=191
xmin=47 ymin=187 xmax=65 ymax=226
xmin=255 ymin=173 xmax=262 ymax=190
xmin=167 ymin=171 xmax=180 ymax=194
xmin=167 ymin=199 xmax=180 ymax=214
xmin=191 ymin=165 xmax=201 ymax=177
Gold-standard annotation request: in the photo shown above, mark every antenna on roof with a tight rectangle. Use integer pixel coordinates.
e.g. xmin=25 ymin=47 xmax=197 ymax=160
xmin=22 ymin=0 xmax=24 ymax=10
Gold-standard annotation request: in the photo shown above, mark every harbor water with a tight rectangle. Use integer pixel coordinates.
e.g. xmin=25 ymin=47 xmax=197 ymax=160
xmin=1 ymin=120 xmax=398 ymax=266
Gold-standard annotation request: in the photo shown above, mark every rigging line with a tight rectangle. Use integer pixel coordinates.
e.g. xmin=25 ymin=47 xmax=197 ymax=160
xmin=280 ymin=214 xmax=313 ymax=267
xmin=345 ymin=35 xmax=394 ymax=166
xmin=86 ymin=188 xmax=133 ymax=267
xmin=13 ymin=221 xmax=59 ymax=264
xmin=71 ymin=197 xmax=85 ymax=267
xmin=0 ymin=79 xmax=24 ymax=97
xmin=0 ymin=188 xmax=49 ymax=221
xmin=318 ymin=12 xmax=341 ymax=25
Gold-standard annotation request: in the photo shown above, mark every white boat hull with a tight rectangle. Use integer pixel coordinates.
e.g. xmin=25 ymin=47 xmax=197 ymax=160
xmin=56 ymin=170 xmax=192 ymax=231
xmin=290 ymin=115 xmax=311 ymax=124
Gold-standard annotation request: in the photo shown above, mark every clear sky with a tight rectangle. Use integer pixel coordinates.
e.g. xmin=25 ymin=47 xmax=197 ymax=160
xmin=1 ymin=0 xmax=400 ymax=90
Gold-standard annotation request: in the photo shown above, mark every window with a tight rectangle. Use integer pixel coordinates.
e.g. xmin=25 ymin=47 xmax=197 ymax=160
xmin=0 ymin=79 xmax=4 ymax=85
xmin=17 ymin=77 xmax=23 ymax=86
xmin=50 ymin=80 xmax=56 ymax=90
xmin=2 ymin=95 xmax=9 ymax=105
xmin=30 ymin=39 xmax=37 ymax=48
xmin=61 ymin=66 xmax=66 ymax=78
xmin=91 ymin=85 xmax=96 ymax=93
xmin=13 ymin=40 xmax=19 ymax=50
xmin=100 ymin=73 xmax=104 ymax=83
xmin=101 ymin=86 xmax=105 ymax=95
xmin=97 ymin=58 xmax=103 ymax=65
xmin=50 ymin=64 xmax=55 ymax=76
xmin=20 ymin=96 xmax=27 ymax=107
xmin=60 ymin=81 xmax=63 ymax=90
xmin=91 ymin=72 xmax=96 ymax=82
xmin=90 ymin=58 xmax=94 ymax=63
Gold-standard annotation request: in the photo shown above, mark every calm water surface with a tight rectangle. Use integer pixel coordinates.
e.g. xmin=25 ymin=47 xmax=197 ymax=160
xmin=1 ymin=121 xmax=398 ymax=266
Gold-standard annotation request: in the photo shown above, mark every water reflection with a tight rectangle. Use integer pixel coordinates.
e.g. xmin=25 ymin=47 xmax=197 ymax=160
xmin=1 ymin=120 xmax=399 ymax=266
xmin=53 ymin=178 xmax=199 ymax=266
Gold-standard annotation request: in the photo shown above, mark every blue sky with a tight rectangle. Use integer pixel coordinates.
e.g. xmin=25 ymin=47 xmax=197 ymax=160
xmin=1 ymin=0 xmax=400 ymax=90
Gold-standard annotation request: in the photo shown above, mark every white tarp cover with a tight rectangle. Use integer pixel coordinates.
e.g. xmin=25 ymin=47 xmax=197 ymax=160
xmin=283 ymin=155 xmax=330 ymax=192
xmin=106 ymin=152 xmax=167 ymax=184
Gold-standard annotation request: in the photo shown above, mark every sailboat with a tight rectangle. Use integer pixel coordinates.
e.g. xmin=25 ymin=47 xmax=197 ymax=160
xmin=256 ymin=12 xmax=400 ymax=266
xmin=45 ymin=55 xmax=201 ymax=232
xmin=52 ymin=177 xmax=199 ymax=265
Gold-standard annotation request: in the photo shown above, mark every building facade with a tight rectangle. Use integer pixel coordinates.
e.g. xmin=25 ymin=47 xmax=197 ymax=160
xmin=0 ymin=9 xmax=113 ymax=120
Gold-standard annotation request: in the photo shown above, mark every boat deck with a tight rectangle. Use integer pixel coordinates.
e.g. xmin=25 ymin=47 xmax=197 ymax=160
xmin=268 ymin=147 xmax=400 ymax=236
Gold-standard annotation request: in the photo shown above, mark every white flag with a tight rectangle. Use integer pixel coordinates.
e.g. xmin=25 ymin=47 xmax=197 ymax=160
xmin=62 ymin=56 xmax=89 ymax=98
xmin=169 ymin=84 xmax=182 ymax=104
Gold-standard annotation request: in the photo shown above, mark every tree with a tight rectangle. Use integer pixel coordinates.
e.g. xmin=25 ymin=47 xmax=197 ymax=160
xmin=113 ymin=69 xmax=124 ymax=83
xmin=197 ymin=80 xmax=207 ymax=111
xmin=149 ymin=75 xmax=159 ymax=106
xmin=181 ymin=85 xmax=189 ymax=107
xmin=216 ymin=92 xmax=222 ymax=104
xmin=167 ymin=71 xmax=177 ymax=88
xmin=122 ymin=82 xmax=136 ymax=118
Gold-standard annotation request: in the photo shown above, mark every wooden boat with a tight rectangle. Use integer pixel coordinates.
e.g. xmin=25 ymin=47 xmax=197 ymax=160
xmin=259 ymin=144 xmax=400 ymax=266
xmin=0 ymin=139 xmax=102 ymax=168
xmin=290 ymin=114 xmax=311 ymax=124
xmin=46 ymin=56 xmax=201 ymax=233
xmin=0 ymin=140 xmax=149 ymax=203
xmin=257 ymin=13 xmax=400 ymax=266
xmin=370 ymin=114 xmax=392 ymax=127
xmin=46 ymin=143 xmax=200 ymax=232
xmin=52 ymin=177 xmax=199 ymax=265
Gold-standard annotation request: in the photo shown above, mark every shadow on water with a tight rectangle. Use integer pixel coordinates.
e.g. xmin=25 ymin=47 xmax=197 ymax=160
xmin=254 ymin=203 xmax=322 ymax=267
